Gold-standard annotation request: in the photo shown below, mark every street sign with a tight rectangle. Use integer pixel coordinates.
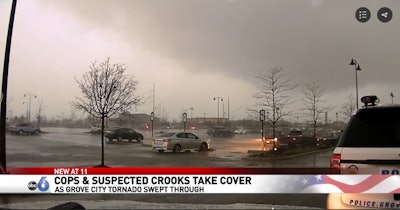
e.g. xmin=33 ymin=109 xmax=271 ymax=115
xmin=183 ymin=112 xmax=187 ymax=123
xmin=150 ymin=112 xmax=154 ymax=121
xmin=259 ymin=109 xmax=265 ymax=121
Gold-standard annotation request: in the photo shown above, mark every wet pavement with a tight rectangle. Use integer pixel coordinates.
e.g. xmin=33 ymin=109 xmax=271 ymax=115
xmin=5 ymin=127 xmax=332 ymax=168
xmin=1 ymin=127 xmax=331 ymax=209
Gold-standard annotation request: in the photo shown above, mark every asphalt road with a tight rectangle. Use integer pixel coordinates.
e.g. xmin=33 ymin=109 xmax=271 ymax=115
xmin=1 ymin=127 xmax=331 ymax=209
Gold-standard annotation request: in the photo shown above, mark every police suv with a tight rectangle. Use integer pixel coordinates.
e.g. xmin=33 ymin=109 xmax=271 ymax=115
xmin=327 ymin=95 xmax=400 ymax=209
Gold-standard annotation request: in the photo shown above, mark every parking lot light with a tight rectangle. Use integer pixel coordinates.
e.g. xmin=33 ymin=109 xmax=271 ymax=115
xmin=213 ymin=97 xmax=223 ymax=124
xmin=349 ymin=58 xmax=362 ymax=109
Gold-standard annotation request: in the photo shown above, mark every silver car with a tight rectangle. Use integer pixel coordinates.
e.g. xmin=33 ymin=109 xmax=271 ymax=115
xmin=152 ymin=132 xmax=210 ymax=153
xmin=10 ymin=123 xmax=41 ymax=135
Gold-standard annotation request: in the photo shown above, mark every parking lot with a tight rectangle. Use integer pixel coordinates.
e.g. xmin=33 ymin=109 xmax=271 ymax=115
xmin=4 ymin=127 xmax=332 ymax=168
xmin=1 ymin=127 xmax=332 ymax=209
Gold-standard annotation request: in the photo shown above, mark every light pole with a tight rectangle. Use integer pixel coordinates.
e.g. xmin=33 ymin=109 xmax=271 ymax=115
xmin=349 ymin=58 xmax=362 ymax=109
xmin=222 ymin=101 xmax=225 ymax=119
xmin=24 ymin=93 xmax=36 ymax=124
xmin=213 ymin=97 xmax=223 ymax=124
xmin=390 ymin=92 xmax=394 ymax=104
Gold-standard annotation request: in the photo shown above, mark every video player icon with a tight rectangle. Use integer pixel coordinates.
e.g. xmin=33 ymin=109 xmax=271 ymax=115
xmin=355 ymin=7 xmax=371 ymax=23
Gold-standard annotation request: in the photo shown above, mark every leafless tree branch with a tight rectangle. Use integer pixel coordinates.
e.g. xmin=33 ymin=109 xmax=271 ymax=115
xmin=252 ymin=67 xmax=297 ymax=138
xmin=302 ymin=80 xmax=330 ymax=138
xmin=341 ymin=93 xmax=356 ymax=121
xmin=72 ymin=57 xmax=143 ymax=166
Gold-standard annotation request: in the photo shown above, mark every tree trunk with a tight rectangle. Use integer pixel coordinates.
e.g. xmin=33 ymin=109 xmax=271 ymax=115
xmin=101 ymin=115 xmax=105 ymax=167
xmin=313 ymin=120 xmax=317 ymax=139
xmin=272 ymin=121 xmax=276 ymax=149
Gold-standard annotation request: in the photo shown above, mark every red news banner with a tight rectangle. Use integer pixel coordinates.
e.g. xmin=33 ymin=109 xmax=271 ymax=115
xmin=2 ymin=168 xmax=400 ymax=194
xmin=9 ymin=167 xmax=334 ymax=175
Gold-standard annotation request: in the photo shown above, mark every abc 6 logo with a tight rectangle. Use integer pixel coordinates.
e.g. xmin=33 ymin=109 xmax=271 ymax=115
xmin=27 ymin=181 xmax=37 ymax=191
xmin=27 ymin=177 xmax=50 ymax=191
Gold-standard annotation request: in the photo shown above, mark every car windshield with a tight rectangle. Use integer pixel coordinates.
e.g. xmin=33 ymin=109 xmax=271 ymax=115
xmin=289 ymin=131 xmax=302 ymax=136
xmin=339 ymin=107 xmax=400 ymax=147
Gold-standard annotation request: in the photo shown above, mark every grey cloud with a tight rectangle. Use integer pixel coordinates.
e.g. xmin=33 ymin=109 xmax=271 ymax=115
xmin=39 ymin=0 xmax=400 ymax=99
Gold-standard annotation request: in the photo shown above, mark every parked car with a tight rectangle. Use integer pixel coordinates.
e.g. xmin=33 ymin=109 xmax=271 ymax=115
xmin=90 ymin=124 xmax=104 ymax=133
xmin=316 ymin=131 xmax=342 ymax=147
xmin=152 ymin=132 xmax=210 ymax=153
xmin=281 ymin=129 xmax=316 ymax=148
xmin=262 ymin=131 xmax=284 ymax=148
xmin=104 ymin=127 xmax=144 ymax=142
xmin=207 ymin=126 xmax=235 ymax=138
xmin=287 ymin=129 xmax=303 ymax=140
xmin=10 ymin=123 xmax=41 ymax=135
xmin=327 ymin=95 xmax=400 ymax=209
xmin=234 ymin=128 xmax=248 ymax=135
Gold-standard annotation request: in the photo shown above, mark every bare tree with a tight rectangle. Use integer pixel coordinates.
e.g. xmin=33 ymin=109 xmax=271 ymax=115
xmin=35 ymin=100 xmax=44 ymax=128
xmin=73 ymin=57 xmax=142 ymax=167
xmin=253 ymin=67 xmax=297 ymax=142
xmin=302 ymin=81 xmax=329 ymax=138
xmin=341 ymin=94 xmax=356 ymax=121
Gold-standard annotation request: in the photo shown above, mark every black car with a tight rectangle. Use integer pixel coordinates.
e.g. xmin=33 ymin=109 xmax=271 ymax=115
xmin=105 ymin=128 xmax=144 ymax=142
xmin=316 ymin=131 xmax=342 ymax=147
xmin=281 ymin=129 xmax=316 ymax=148
xmin=207 ymin=126 xmax=235 ymax=138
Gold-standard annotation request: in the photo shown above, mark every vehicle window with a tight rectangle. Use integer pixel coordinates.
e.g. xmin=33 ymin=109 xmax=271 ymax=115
xmin=186 ymin=133 xmax=198 ymax=139
xmin=158 ymin=133 xmax=175 ymax=137
xmin=339 ymin=108 xmax=400 ymax=147
xmin=177 ymin=133 xmax=187 ymax=138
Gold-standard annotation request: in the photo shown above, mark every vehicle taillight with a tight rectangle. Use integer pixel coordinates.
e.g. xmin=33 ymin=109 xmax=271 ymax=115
xmin=330 ymin=153 xmax=341 ymax=174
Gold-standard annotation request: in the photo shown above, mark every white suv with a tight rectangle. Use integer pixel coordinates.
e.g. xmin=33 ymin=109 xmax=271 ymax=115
xmin=327 ymin=95 xmax=400 ymax=209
